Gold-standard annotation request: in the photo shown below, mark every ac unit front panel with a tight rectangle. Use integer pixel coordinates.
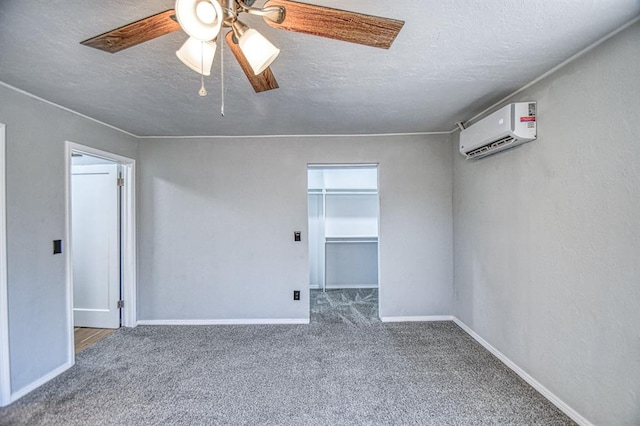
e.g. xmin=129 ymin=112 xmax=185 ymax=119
xmin=459 ymin=104 xmax=513 ymax=153
xmin=459 ymin=102 xmax=537 ymax=159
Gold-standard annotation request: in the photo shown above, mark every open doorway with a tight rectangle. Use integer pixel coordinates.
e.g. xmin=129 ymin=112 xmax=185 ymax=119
xmin=307 ymin=164 xmax=380 ymax=324
xmin=65 ymin=142 xmax=136 ymax=361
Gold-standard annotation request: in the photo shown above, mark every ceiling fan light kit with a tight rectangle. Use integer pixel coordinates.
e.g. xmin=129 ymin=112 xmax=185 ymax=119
xmin=80 ymin=0 xmax=404 ymax=93
xmin=231 ymin=21 xmax=280 ymax=75
xmin=239 ymin=28 xmax=280 ymax=75
xmin=174 ymin=0 xmax=281 ymax=81
xmin=176 ymin=38 xmax=217 ymax=75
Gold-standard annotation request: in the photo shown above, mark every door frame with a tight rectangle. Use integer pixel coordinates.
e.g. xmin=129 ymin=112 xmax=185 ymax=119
xmin=306 ymin=163 xmax=381 ymax=316
xmin=64 ymin=141 xmax=136 ymax=364
xmin=0 ymin=123 xmax=10 ymax=406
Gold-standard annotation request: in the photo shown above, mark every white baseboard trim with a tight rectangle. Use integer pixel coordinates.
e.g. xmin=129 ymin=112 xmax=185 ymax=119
xmin=451 ymin=317 xmax=593 ymax=426
xmin=380 ymin=315 xmax=454 ymax=323
xmin=137 ymin=318 xmax=310 ymax=326
xmin=10 ymin=361 xmax=73 ymax=404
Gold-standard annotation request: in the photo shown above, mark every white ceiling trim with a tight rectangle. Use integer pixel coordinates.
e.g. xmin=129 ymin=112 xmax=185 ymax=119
xmin=1 ymin=78 xmax=450 ymax=139
xmin=0 ymin=81 xmax=137 ymax=138
xmin=137 ymin=132 xmax=453 ymax=139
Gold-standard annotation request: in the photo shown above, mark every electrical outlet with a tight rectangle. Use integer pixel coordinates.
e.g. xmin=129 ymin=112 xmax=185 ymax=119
xmin=293 ymin=290 xmax=300 ymax=301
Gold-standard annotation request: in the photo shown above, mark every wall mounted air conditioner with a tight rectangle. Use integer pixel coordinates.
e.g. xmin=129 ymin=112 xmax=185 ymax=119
xmin=459 ymin=102 xmax=537 ymax=159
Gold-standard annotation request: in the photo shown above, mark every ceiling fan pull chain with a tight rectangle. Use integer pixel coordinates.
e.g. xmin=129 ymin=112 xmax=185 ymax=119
xmin=220 ymin=34 xmax=225 ymax=117
xmin=199 ymin=41 xmax=208 ymax=97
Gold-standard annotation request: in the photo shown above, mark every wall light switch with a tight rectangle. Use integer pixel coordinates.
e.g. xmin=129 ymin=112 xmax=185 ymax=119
xmin=53 ymin=240 xmax=62 ymax=254
xmin=294 ymin=231 xmax=301 ymax=242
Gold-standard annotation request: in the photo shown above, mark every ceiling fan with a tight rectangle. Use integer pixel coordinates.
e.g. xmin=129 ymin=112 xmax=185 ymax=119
xmin=81 ymin=0 xmax=404 ymax=93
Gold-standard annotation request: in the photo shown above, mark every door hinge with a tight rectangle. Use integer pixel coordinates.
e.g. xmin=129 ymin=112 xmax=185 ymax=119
xmin=117 ymin=300 xmax=124 ymax=309
xmin=117 ymin=177 xmax=124 ymax=187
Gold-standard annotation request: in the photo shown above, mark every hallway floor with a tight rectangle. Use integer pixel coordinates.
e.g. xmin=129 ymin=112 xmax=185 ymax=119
xmin=74 ymin=327 xmax=116 ymax=354
xmin=310 ymin=288 xmax=379 ymax=325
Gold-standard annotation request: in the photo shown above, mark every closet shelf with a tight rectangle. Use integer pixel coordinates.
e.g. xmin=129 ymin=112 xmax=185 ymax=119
xmin=308 ymin=189 xmax=378 ymax=196
xmin=325 ymin=236 xmax=378 ymax=243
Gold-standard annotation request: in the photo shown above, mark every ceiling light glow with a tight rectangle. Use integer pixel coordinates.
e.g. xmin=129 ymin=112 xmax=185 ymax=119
xmin=196 ymin=2 xmax=216 ymax=24
xmin=175 ymin=0 xmax=223 ymax=41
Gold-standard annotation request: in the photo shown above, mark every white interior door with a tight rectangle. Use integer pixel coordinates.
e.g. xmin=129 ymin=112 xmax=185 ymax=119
xmin=72 ymin=163 xmax=120 ymax=329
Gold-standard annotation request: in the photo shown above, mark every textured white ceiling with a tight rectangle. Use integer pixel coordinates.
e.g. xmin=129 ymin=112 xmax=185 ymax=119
xmin=1 ymin=1 xmax=638 ymax=136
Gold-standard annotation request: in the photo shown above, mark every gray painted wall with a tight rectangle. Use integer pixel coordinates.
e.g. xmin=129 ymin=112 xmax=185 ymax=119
xmin=0 ymin=85 xmax=137 ymax=393
xmin=452 ymin=22 xmax=640 ymax=425
xmin=137 ymin=134 xmax=453 ymax=321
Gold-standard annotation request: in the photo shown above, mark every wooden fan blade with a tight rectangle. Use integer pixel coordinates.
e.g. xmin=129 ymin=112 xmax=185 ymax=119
xmin=263 ymin=0 xmax=404 ymax=49
xmin=81 ymin=10 xmax=181 ymax=53
xmin=225 ymin=31 xmax=279 ymax=93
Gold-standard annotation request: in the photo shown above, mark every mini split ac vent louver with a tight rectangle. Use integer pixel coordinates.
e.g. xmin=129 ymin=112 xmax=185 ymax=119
xmin=459 ymin=102 xmax=537 ymax=160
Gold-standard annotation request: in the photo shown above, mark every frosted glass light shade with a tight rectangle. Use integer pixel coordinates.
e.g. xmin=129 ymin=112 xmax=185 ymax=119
xmin=238 ymin=29 xmax=280 ymax=75
xmin=175 ymin=0 xmax=223 ymax=41
xmin=176 ymin=38 xmax=217 ymax=75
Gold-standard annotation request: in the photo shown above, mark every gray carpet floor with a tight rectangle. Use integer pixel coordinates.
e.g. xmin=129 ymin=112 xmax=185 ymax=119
xmin=311 ymin=288 xmax=380 ymax=325
xmin=0 ymin=290 xmax=574 ymax=425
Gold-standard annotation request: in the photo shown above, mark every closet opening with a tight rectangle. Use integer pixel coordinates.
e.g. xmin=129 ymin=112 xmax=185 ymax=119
xmin=307 ymin=164 xmax=380 ymax=324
